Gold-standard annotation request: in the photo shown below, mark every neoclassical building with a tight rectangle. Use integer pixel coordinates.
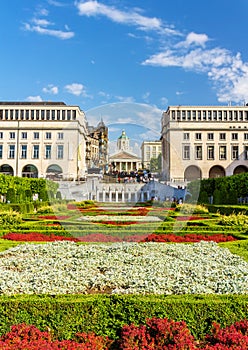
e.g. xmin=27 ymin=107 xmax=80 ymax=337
xmin=0 ymin=101 xmax=88 ymax=180
xmin=109 ymin=130 xmax=141 ymax=172
xmin=161 ymin=105 xmax=248 ymax=185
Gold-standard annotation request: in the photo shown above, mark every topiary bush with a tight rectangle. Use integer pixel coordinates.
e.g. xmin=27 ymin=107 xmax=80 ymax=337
xmin=0 ymin=210 xmax=22 ymax=228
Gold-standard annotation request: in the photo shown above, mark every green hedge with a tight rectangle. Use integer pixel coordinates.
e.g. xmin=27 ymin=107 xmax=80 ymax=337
xmin=0 ymin=294 xmax=247 ymax=341
xmin=207 ymin=204 xmax=248 ymax=215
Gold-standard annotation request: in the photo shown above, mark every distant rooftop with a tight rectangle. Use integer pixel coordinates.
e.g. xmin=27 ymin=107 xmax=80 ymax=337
xmin=0 ymin=101 xmax=66 ymax=106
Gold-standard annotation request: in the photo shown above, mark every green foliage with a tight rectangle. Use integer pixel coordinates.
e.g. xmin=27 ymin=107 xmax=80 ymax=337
xmin=0 ymin=210 xmax=22 ymax=228
xmin=218 ymin=212 xmax=248 ymax=229
xmin=0 ymin=295 xmax=247 ymax=341
xmin=0 ymin=174 xmax=58 ymax=204
xmin=213 ymin=189 xmax=222 ymax=205
xmin=189 ymin=173 xmax=248 ymax=205
xmin=36 ymin=206 xmax=54 ymax=214
xmin=149 ymin=153 xmax=162 ymax=172
xmin=6 ymin=188 xmax=16 ymax=203
xmin=175 ymin=203 xmax=209 ymax=214
xmin=198 ymin=190 xmax=209 ymax=204
xmin=220 ymin=240 xmax=248 ymax=262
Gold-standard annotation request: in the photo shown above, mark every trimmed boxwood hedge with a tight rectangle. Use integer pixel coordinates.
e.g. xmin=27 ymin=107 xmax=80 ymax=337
xmin=0 ymin=294 xmax=247 ymax=341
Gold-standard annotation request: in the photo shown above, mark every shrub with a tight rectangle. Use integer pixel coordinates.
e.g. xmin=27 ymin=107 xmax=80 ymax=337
xmin=36 ymin=206 xmax=54 ymax=214
xmin=204 ymin=319 xmax=248 ymax=349
xmin=118 ymin=317 xmax=197 ymax=349
xmin=0 ymin=210 xmax=22 ymax=228
xmin=6 ymin=188 xmax=16 ymax=203
xmin=176 ymin=204 xmax=209 ymax=215
xmin=218 ymin=213 xmax=248 ymax=229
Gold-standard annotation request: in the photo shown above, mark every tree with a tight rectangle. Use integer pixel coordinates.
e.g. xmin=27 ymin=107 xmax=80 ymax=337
xmin=150 ymin=153 xmax=162 ymax=172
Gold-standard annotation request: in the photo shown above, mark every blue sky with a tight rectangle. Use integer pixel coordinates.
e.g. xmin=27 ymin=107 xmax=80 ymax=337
xmin=1 ymin=0 xmax=248 ymax=148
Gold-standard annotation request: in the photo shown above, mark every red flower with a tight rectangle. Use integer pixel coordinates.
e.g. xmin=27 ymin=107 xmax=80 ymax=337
xmin=2 ymin=232 xmax=78 ymax=242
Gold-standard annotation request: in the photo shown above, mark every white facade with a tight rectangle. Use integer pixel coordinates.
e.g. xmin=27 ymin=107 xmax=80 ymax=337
xmin=0 ymin=102 xmax=88 ymax=180
xmin=161 ymin=105 xmax=248 ymax=185
xmin=141 ymin=140 xmax=161 ymax=169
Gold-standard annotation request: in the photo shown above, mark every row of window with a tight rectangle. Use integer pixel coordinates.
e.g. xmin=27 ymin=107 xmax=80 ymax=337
xmin=171 ymin=109 xmax=248 ymax=122
xmin=183 ymin=132 xmax=248 ymax=141
xmin=0 ymin=145 xmax=64 ymax=160
xmin=183 ymin=145 xmax=248 ymax=161
xmin=0 ymin=132 xmax=64 ymax=140
xmin=0 ymin=109 xmax=77 ymax=121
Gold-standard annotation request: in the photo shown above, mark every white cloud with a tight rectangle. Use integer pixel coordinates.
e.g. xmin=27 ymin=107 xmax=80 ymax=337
xmin=75 ymin=1 xmax=178 ymax=33
xmin=64 ymin=83 xmax=86 ymax=96
xmin=176 ymin=32 xmax=209 ymax=48
xmin=32 ymin=18 xmax=52 ymax=27
xmin=143 ymin=33 xmax=248 ymax=104
xmin=47 ymin=0 xmax=65 ymax=6
xmin=24 ymin=22 xmax=74 ymax=39
xmin=42 ymin=84 xmax=58 ymax=94
xmin=26 ymin=95 xmax=43 ymax=102
xmin=142 ymin=91 xmax=150 ymax=102
xmin=115 ymin=95 xmax=135 ymax=103
xmin=160 ymin=97 xmax=168 ymax=106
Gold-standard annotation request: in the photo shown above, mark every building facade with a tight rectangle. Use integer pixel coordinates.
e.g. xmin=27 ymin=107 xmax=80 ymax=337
xmin=86 ymin=120 xmax=108 ymax=171
xmin=109 ymin=130 xmax=141 ymax=172
xmin=0 ymin=101 xmax=88 ymax=180
xmin=141 ymin=140 xmax=161 ymax=169
xmin=161 ymin=105 xmax=248 ymax=185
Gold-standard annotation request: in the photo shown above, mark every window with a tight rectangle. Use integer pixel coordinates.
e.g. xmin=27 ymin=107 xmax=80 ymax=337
xmin=195 ymin=133 xmax=202 ymax=140
xmin=183 ymin=145 xmax=190 ymax=160
xmin=25 ymin=110 xmax=29 ymax=120
xmin=244 ymin=146 xmax=248 ymax=160
xmin=46 ymin=132 xmax=52 ymax=139
xmin=219 ymin=133 xmax=226 ymax=140
xmin=52 ymin=110 xmax=55 ymax=120
xmin=33 ymin=132 xmax=39 ymax=139
xmin=219 ymin=146 xmax=227 ymax=160
xmin=232 ymin=145 xmax=239 ymax=160
xmin=45 ymin=145 xmax=51 ymax=159
xmin=21 ymin=145 xmax=27 ymax=159
xmin=0 ymin=145 xmax=3 ymax=158
xmin=8 ymin=145 xmax=15 ymax=159
xmin=9 ymin=132 xmax=15 ymax=139
xmin=232 ymin=133 xmax=238 ymax=140
xmin=207 ymin=146 xmax=214 ymax=160
xmin=183 ymin=133 xmax=190 ymax=140
xmin=207 ymin=133 xmax=214 ymax=140
xmin=15 ymin=110 xmax=19 ymax=120
xmin=244 ymin=133 xmax=248 ymax=140
xmin=0 ymin=132 xmax=3 ymax=139
xmin=32 ymin=145 xmax=39 ymax=159
xmin=57 ymin=132 xmax=64 ymax=140
xmin=21 ymin=132 xmax=27 ymax=139
xmin=57 ymin=145 xmax=64 ymax=159
xmin=195 ymin=145 xmax=202 ymax=160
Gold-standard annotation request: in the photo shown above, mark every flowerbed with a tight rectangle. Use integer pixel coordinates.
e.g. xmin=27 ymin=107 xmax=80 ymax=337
xmin=78 ymin=233 xmax=149 ymax=242
xmin=2 ymin=318 xmax=248 ymax=349
xmin=141 ymin=233 xmax=237 ymax=243
xmin=78 ymin=215 xmax=162 ymax=222
xmin=175 ymin=216 xmax=207 ymax=221
xmin=0 ymin=241 xmax=247 ymax=295
xmin=2 ymin=232 xmax=78 ymax=242
xmin=38 ymin=215 xmax=70 ymax=220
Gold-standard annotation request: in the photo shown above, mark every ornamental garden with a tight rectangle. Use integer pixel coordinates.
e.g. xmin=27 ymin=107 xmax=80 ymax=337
xmin=0 ymin=173 xmax=248 ymax=348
